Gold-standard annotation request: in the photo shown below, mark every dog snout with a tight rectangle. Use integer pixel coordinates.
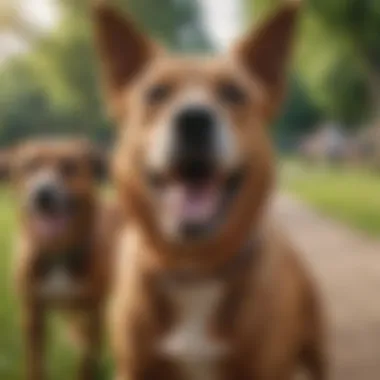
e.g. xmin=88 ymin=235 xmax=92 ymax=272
xmin=172 ymin=107 xmax=217 ymax=181
xmin=32 ymin=184 xmax=62 ymax=215
xmin=174 ymin=107 xmax=216 ymax=159
xmin=176 ymin=159 xmax=216 ymax=183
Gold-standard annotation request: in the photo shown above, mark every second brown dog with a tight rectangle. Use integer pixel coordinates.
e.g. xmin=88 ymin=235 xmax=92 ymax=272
xmin=12 ymin=138 xmax=119 ymax=380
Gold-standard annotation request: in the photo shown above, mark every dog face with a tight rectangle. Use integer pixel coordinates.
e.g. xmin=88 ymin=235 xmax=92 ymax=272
xmin=94 ymin=2 xmax=299 ymax=246
xmin=13 ymin=138 xmax=102 ymax=244
xmin=114 ymin=57 xmax=273 ymax=242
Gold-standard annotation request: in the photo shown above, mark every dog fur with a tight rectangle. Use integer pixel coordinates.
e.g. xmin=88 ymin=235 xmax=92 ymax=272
xmin=93 ymin=1 xmax=327 ymax=379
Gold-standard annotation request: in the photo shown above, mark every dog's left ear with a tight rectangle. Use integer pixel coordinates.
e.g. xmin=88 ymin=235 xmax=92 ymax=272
xmin=233 ymin=1 xmax=301 ymax=117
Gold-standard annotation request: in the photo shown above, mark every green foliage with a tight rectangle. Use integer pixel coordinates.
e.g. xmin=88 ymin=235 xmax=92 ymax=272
xmin=115 ymin=0 xmax=210 ymax=52
xmin=275 ymin=78 xmax=321 ymax=150
xmin=245 ymin=0 xmax=380 ymax=135
xmin=308 ymin=0 xmax=380 ymax=69
xmin=0 ymin=0 xmax=211 ymax=148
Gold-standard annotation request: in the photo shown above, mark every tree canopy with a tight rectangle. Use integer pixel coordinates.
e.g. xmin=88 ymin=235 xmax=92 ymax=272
xmin=0 ymin=0 xmax=210 ymax=147
xmin=245 ymin=0 xmax=379 ymax=142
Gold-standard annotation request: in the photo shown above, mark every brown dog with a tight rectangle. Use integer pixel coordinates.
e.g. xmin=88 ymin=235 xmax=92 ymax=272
xmin=93 ymin=1 xmax=327 ymax=379
xmin=12 ymin=138 xmax=117 ymax=380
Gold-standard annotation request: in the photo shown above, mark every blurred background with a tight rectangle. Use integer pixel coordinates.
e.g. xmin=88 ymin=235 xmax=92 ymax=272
xmin=1 ymin=0 xmax=380 ymax=379
xmin=1 ymin=0 xmax=380 ymax=233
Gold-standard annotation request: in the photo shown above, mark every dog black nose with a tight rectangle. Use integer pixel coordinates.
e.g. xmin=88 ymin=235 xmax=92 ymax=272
xmin=172 ymin=107 xmax=216 ymax=181
xmin=174 ymin=107 xmax=216 ymax=159
xmin=34 ymin=185 xmax=60 ymax=214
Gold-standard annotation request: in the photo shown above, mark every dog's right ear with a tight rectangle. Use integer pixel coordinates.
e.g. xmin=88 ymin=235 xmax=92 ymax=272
xmin=92 ymin=1 xmax=156 ymax=120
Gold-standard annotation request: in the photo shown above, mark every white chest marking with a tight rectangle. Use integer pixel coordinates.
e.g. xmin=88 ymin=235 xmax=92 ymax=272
xmin=38 ymin=267 xmax=82 ymax=300
xmin=158 ymin=281 xmax=229 ymax=380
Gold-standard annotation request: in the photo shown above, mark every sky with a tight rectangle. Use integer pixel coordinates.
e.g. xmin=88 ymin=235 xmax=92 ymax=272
xmin=200 ymin=0 xmax=243 ymax=50
xmin=21 ymin=0 xmax=57 ymax=29
xmin=0 ymin=0 xmax=243 ymax=61
xmin=0 ymin=0 xmax=57 ymax=61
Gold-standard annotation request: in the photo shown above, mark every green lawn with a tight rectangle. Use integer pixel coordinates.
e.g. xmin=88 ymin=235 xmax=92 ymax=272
xmin=0 ymin=188 xmax=111 ymax=379
xmin=281 ymin=160 xmax=380 ymax=236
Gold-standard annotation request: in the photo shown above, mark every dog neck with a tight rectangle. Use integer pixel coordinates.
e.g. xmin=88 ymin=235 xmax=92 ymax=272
xmin=37 ymin=236 xmax=92 ymax=257
xmin=157 ymin=236 xmax=261 ymax=285
xmin=32 ymin=237 xmax=93 ymax=283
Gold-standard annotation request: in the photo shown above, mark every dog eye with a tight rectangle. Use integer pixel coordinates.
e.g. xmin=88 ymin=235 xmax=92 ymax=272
xmin=218 ymin=82 xmax=247 ymax=105
xmin=60 ymin=159 xmax=79 ymax=178
xmin=146 ymin=84 xmax=172 ymax=104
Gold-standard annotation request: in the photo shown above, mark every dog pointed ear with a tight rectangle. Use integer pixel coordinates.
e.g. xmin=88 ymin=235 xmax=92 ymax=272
xmin=233 ymin=1 xmax=301 ymax=116
xmin=92 ymin=1 xmax=156 ymax=119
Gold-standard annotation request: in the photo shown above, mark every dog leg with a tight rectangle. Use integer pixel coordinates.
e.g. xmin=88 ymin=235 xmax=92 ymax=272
xmin=22 ymin=302 xmax=46 ymax=380
xmin=76 ymin=308 xmax=102 ymax=380
xmin=300 ymin=341 xmax=328 ymax=380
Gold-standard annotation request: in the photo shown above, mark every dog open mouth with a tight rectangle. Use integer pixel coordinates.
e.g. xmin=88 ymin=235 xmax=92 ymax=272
xmin=32 ymin=213 xmax=71 ymax=240
xmin=30 ymin=193 xmax=79 ymax=240
xmin=147 ymin=162 xmax=247 ymax=240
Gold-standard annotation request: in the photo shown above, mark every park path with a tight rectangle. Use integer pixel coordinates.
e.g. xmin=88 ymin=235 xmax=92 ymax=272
xmin=273 ymin=194 xmax=380 ymax=380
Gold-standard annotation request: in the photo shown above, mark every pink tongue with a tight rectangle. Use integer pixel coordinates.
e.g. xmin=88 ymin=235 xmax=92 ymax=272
xmin=165 ymin=183 xmax=220 ymax=223
xmin=34 ymin=216 xmax=69 ymax=239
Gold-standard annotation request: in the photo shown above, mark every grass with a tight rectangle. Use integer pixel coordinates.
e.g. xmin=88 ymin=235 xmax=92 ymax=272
xmin=281 ymin=159 xmax=380 ymax=236
xmin=0 ymin=188 xmax=111 ymax=380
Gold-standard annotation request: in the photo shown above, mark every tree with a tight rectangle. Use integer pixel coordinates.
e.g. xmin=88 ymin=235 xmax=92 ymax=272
xmin=245 ymin=0 xmax=375 ymax=130
xmin=275 ymin=77 xmax=321 ymax=150
xmin=0 ymin=0 xmax=211 ymax=147
xmin=0 ymin=0 xmax=43 ymax=42
xmin=307 ymin=0 xmax=380 ymax=120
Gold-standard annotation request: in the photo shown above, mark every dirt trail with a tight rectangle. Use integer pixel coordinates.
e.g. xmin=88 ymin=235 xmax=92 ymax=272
xmin=274 ymin=194 xmax=380 ymax=380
